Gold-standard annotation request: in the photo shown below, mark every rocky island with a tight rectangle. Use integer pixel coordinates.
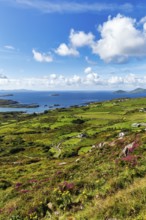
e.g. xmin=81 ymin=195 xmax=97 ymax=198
xmin=0 ymin=93 xmax=14 ymax=97
xmin=0 ymin=99 xmax=39 ymax=108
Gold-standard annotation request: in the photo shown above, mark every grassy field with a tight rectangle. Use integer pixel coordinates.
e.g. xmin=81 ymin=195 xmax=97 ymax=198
xmin=0 ymin=97 xmax=146 ymax=220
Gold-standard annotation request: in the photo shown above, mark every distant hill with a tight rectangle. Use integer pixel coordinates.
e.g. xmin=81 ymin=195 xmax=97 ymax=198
xmin=129 ymin=88 xmax=146 ymax=93
xmin=114 ymin=88 xmax=146 ymax=94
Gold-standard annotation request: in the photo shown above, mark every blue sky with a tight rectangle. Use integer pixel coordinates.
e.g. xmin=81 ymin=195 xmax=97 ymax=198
xmin=0 ymin=0 xmax=146 ymax=90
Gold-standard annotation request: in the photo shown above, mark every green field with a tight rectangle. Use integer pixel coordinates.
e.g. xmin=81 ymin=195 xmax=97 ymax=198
xmin=0 ymin=97 xmax=146 ymax=220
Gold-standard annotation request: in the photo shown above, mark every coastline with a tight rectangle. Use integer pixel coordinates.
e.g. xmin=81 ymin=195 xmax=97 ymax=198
xmin=0 ymin=90 xmax=146 ymax=114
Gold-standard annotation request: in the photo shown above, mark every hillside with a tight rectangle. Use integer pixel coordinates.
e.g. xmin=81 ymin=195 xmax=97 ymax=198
xmin=130 ymin=88 xmax=146 ymax=94
xmin=114 ymin=88 xmax=146 ymax=94
xmin=0 ymin=98 xmax=146 ymax=220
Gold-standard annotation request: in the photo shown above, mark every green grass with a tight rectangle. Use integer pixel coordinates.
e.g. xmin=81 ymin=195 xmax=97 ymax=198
xmin=0 ymin=97 xmax=146 ymax=219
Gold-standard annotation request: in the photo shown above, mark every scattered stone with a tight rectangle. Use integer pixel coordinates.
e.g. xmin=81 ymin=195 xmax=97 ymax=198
xmin=118 ymin=132 xmax=125 ymax=138
xmin=92 ymin=145 xmax=96 ymax=149
xmin=59 ymin=162 xmax=67 ymax=166
xmin=92 ymin=142 xmax=106 ymax=149
xmin=54 ymin=211 xmax=60 ymax=216
xmin=47 ymin=202 xmax=53 ymax=210
xmin=140 ymin=123 xmax=146 ymax=127
xmin=131 ymin=123 xmax=141 ymax=127
xmin=77 ymin=133 xmax=87 ymax=138
xmin=139 ymin=108 xmax=146 ymax=112
xmin=120 ymin=136 xmax=140 ymax=157
xmin=95 ymin=194 xmax=99 ymax=199
xmin=121 ymin=142 xmax=134 ymax=157
xmin=132 ymin=122 xmax=146 ymax=127
xmin=12 ymin=161 xmax=22 ymax=165
xmin=75 ymin=158 xmax=80 ymax=162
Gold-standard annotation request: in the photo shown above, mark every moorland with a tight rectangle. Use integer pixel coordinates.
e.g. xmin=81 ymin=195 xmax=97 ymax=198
xmin=0 ymin=97 xmax=146 ymax=220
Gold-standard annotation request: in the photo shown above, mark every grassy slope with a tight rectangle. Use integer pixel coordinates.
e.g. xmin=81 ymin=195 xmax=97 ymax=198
xmin=0 ymin=98 xmax=146 ymax=220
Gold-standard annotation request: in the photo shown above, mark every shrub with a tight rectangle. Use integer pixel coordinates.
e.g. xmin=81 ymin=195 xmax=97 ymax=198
xmin=9 ymin=147 xmax=25 ymax=154
xmin=0 ymin=179 xmax=11 ymax=189
xmin=10 ymin=215 xmax=24 ymax=220
xmin=72 ymin=119 xmax=85 ymax=124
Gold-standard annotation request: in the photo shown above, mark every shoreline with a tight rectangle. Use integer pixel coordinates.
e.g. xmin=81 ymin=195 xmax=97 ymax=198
xmin=0 ymin=92 xmax=146 ymax=114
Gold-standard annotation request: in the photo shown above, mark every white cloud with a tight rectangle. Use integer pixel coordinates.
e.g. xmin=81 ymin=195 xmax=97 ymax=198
xmin=4 ymin=0 xmax=133 ymax=13
xmin=0 ymin=69 xmax=8 ymax=79
xmin=50 ymin=74 xmax=57 ymax=80
xmin=83 ymin=67 xmax=101 ymax=85
xmin=107 ymin=73 xmax=144 ymax=86
xmin=55 ymin=43 xmax=79 ymax=56
xmin=4 ymin=45 xmax=15 ymax=50
xmin=84 ymin=72 xmax=101 ymax=85
xmin=139 ymin=16 xmax=146 ymax=24
xmin=0 ymin=74 xmax=8 ymax=79
xmin=32 ymin=49 xmax=53 ymax=63
xmin=0 ymin=72 xmax=146 ymax=90
xmin=108 ymin=76 xmax=123 ymax=84
xmin=92 ymin=14 xmax=146 ymax=63
xmin=65 ymin=75 xmax=81 ymax=86
xmin=85 ymin=56 xmax=97 ymax=65
xmin=84 ymin=67 xmax=92 ymax=74
xmin=70 ymin=29 xmax=95 ymax=47
xmin=55 ymin=29 xmax=94 ymax=57
xmin=55 ymin=15 xmax=146 ymax=62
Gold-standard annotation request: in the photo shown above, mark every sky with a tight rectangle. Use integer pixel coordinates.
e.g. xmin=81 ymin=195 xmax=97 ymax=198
xmin=0 ymin=0 xmax=146 ymax=90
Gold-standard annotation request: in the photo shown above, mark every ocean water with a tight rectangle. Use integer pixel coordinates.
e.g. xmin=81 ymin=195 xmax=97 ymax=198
xmin=0 ymin=90 xmax=146 ymax=113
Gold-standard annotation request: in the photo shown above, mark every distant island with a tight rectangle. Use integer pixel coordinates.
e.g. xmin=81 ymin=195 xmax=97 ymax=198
xmin=114 ymin=90 xmax=127 ymax=94
xmin=114 ymin=88 xmax=146 ymax=94
xmin=0 ymin=99 xmax=39 ymax=108
xmin=0 ymin=94 xmax=14 ymax=97
xmin=50 ymin=93 xmax=60 ymax=96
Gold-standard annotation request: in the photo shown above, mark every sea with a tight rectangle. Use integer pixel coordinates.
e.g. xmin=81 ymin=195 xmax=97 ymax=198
xmin=0 ymin=90 xmax=146 ymax=114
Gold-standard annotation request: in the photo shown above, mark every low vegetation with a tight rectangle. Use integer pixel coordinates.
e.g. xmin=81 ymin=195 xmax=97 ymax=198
xmin=0 ymin=97 xmax=146 ymax=219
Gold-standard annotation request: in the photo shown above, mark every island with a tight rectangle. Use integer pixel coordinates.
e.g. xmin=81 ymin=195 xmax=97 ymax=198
xmin=113 ymin=89 xmax=126 ymax=94
xmin=0 ymin=93 xmax=14 ymax=97
xmin=50 ymin=93 xmax=60 ymax=96
xmin=0 ymin=99 xmax=39 ymax=108
xmin=114 ymin=87 xmax=146 ymax=94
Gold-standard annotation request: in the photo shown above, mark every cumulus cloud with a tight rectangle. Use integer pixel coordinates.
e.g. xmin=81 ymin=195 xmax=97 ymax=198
xmin=32 ymin=49 xmax=53 ymax=63
xmin=84 ymin=67 xmax=92 ymax=74
xmin=92 ymin=14 xmax=146 ymax=63
xmin=108 ymin=76 xmax=123 ymax=84
xmin=107 ymin=73 xmax=143 ymax=86
xmin=55 ymin=43 xmax=79 ymax=56
xmin=70 ymin=29 xmax=95 ymax=47
xmin=65 ymin=75 xmax=81 ymax=86
xmin=84 ymin=72 xmax=101 ymax=85
xmin=0 ymin=72 xmax=146 ymax=90
xmin=83 ymin=67 xmax=101 ymax=85
xmin=55 ymin=29 xmax=94 ymax=57
xmin=55 ymin=14 xmax=146 ymax=62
